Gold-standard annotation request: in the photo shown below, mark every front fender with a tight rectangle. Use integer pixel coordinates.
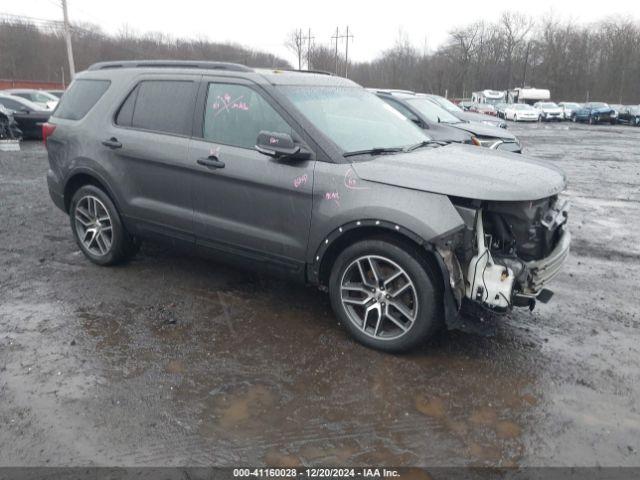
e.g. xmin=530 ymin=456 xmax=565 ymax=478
xmin=307 ymin=162 xmax=465 ymax=265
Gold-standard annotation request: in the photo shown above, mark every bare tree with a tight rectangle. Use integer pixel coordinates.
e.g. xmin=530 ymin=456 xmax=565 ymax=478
xmin=285 ymin=29 xmax=304 ymax=70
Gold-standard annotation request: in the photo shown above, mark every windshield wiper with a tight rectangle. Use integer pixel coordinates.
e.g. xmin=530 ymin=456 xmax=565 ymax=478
xmin=403 ymin=140 xmax=443 ymax=152
xmin=343 ymin=147 xmax=404 ymax=158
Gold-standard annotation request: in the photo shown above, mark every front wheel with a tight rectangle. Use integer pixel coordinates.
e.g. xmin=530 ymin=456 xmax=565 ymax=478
xmin=70 ymin=185 xmax=138 ymax=266
xmin=329 ymin=238 xmax=442 ymax=352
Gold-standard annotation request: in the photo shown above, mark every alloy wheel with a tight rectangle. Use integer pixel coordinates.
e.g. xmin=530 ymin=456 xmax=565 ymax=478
xmin=340 ymin=255 xmax=418 ymax=341
xmin=74 ymin=195 xmax=113 ymax=256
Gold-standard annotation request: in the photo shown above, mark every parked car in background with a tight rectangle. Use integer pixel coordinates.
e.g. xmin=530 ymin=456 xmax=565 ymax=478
xmin=423 ymin=94 xmax=508 ymax=129
xmin=3 ymin=89 xmax=59 ymax=110
xmin=558 ymin=102 xmax=581 ymax=120
xmin=504 ymin=103 xmax=540 ymax=122
xmin=0 ymin=93 xmax=51 ymax=139
xmin=47 ymin=90 xmax=65 ymax=99
xmin=534 ymin=102 xmax=563 ymax=121
xmin=610 ymin=104 xmax=624 ymax=116
xmin=373 ymin=90 xmax=474 ymax=145
xmin=617 ymin=105 xmax=640 ymax=126
xmin=495 ymin=102 xmax=508 ymax=119
xmin=374 ymin=90 xmax=521 ymax=153
xmin=572 ymin=102 xmax=618 ymax=124
xmin=469 ymin=103 xmax=497 ymax=116
xmin=458 ymin=100 xmax=474 ymax=111
xmin=0 ymin=104 xmax=23 ymax=140
xmin=45 ymin=60 xmax=570 ymax=352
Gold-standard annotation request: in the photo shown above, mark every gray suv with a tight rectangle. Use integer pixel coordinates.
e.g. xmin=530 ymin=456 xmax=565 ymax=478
xmin=45 ymin=60 xmax=570 ymax=352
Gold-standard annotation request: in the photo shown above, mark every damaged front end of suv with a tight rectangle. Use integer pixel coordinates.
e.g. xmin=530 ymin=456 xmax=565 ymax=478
xmin=437 ymin=195 xmax=570 ymax=320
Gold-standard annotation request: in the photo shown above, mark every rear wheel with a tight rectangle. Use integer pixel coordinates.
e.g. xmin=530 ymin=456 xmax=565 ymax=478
xmin=70 ymin=185 xmax=137 ymax=266
xmin=329 ymin=238 xmax=442 ymax=352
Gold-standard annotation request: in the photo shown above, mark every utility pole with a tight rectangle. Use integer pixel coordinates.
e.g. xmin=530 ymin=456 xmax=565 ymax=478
xmin=332 ymin=27 xmax=339 ymax=75
xmin=344 ymin=26 xmax=354 ymax=78
xmin=331 ymin=27 xmax=353 ymax=77
xmin=302 ymin=28 xmax=314 ymax=70
xmin=61 ymin=0 xmax=76 ymax=79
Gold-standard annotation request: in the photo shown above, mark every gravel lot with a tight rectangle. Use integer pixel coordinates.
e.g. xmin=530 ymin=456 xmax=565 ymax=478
xmin=1 ymin=122 xmax=639 ymax=467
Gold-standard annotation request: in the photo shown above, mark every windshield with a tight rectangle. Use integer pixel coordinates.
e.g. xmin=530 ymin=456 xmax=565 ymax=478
xmin=514 ymin=104 xmax=533 ymax=110
xmin=538 ymin=102 xmax=558 ymax=108
xmin=563 ymin=103 xmax=580 ymax=109
xmin=280 ymin=86 xmax=427 ymax=153
xmin=429 ymin=96 xmax=463 ymax=113
xmin=406 ymin=98 xmax=462 ymax=124
xmin=588 ymin=102 xmax=608 ymax=108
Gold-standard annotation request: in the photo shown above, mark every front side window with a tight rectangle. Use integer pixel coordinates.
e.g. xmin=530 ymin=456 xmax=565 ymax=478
xmin=203 ymin=83 xmax=291 ymax=149
xmin=406 ymin=98 xmax=462 ymax=124
xmin=380 ymin=97 xmax=421 ymax=124
xmin=130 ymin=80 xmax=197 ymax=136
xmin=280 ymin=86 xmax=426 ymax=153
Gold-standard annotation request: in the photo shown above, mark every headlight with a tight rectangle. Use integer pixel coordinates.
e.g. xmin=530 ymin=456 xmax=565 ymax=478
xmin=474 ymin=136 xmax=502 ymax=149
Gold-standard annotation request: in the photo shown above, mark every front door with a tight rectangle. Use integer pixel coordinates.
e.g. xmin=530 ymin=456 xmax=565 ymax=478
xmin=189 ymin=79 xmax=315 ymax=277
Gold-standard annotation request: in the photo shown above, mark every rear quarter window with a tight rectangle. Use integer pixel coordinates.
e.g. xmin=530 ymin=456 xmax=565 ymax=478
xmin=53 ymin=79 xmax=110 ymax=120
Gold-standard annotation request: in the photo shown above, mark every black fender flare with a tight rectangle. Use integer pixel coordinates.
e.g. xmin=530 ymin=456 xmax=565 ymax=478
xmin=308 ymin=219 xmax=461 ymax=328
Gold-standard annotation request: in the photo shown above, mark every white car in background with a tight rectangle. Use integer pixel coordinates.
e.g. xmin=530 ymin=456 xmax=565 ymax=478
xmin=534 ymin=101 xmax=563 ymax=121
xmin=558 ymin=102 xmax=582 ymax=120
xmin=504 ymin=103 xmax=540 ymax=122
xmin=2 ymin=89 xmax=59 ymax=111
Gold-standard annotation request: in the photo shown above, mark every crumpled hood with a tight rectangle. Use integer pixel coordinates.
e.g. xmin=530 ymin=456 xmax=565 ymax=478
xmin=446 ymin=121 xmax=516 ymax=141
xmin=454 ymin=110 xmax=504 ymax=125
xmin=351 ymin=143 xmax=567 ymax=201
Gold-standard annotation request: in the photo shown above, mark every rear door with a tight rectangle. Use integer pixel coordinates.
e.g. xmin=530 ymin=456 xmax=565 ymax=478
xmin=188 ymin=78 xmax=315 ymax=277
xmin=102 ymin=75 xmax=199 ymax=243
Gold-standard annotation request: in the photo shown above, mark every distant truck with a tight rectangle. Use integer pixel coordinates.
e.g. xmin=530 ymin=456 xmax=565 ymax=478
xmin=471 ymin=89 xmax=506 ymax=105
xmin=507 ymin=87 xmax=550 ymax=106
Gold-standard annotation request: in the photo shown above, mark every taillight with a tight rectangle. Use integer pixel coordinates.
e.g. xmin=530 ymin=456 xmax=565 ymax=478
xmin=42 ymin=123 xmax=56 ymax=147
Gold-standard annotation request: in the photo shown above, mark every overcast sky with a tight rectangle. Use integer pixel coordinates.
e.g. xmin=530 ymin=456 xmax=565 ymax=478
xmin=4 ymin=0 xmax=640 ymax=65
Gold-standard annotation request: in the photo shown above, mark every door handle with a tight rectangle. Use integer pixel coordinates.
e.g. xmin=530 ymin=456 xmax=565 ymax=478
xmin=102 ymin=137 xmax=122 ymax=149
xmin=197 ymin=156 xmax=225 ymax=169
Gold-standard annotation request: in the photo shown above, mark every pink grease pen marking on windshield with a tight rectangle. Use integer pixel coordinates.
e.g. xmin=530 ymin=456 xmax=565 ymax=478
xmin=293 ymin=174 xmax=308 ymax=188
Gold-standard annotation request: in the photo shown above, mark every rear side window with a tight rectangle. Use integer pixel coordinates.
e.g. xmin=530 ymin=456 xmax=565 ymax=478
xmin=54 ymin=79 xmax=110 ymax=120
xmin=127 ymin=80 xmax=196 ymax=136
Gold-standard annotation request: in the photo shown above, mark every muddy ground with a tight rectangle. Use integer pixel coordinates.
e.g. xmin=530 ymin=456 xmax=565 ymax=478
xmin=0 ymin=122 xmax=639 ymax=467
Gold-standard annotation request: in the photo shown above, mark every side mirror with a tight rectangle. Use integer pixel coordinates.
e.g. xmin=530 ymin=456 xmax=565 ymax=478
xmin=255 ymin=131 xmax=310 ymax=160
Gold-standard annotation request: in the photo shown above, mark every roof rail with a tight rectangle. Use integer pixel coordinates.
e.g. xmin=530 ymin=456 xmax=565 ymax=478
xmin=87 ymin=60 xmax=253 ymax=72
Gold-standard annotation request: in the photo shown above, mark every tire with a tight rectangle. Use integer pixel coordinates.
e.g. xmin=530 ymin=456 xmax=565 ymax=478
xmin=572 ymin=115 xmax=577 ymax=123
xmin=69 ymin=185 xmax=137 ymax=266
xmin=328 ymin=238 xmax=442 ymax=353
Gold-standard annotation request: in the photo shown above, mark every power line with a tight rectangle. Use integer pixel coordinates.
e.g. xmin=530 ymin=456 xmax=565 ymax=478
xmin=302 ymin=28 xmax=314 ymax=70
xmin=331 ymin=27 xmax=353 ymax=77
